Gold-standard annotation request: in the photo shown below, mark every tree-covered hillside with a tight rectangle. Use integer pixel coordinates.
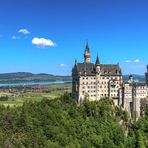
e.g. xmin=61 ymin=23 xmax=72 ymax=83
xmin=0 ymin=94 xmax=147 ymax=147
xmin=0 ymin=72 xmax=71 ymax=83
xmin=0 ymin=72 xmax=145 ymax=83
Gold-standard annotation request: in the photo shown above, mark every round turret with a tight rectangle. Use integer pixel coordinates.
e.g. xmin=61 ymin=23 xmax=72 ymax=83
xmin=84 ymin=42 xmax=91 ymax=63
xmin=95 ymin=55 xmax=100 ymax=73
xmin=128 ymin=74 xmax=133 ymax=83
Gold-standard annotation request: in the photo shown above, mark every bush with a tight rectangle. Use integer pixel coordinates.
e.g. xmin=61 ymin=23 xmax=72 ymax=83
xmin=0 ymin=96 xmax=8 ymax=101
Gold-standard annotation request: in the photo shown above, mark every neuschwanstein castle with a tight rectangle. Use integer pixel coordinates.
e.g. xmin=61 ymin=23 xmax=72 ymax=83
xmin=72 ymin=43 xmax=148 ymax=119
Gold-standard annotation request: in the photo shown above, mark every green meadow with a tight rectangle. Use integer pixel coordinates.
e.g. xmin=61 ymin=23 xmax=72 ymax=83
xmin=0 ymin=83 xmax=72 ymax=107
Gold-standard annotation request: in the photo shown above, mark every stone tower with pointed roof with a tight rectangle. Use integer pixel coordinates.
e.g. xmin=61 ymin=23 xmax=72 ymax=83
xmin=95 ymin=55 xmax=100 ymax=73
xmin=84 ymin=42 xmax=91 ymax=63
xmin=72 ymin=43 xmax=123 ymax=104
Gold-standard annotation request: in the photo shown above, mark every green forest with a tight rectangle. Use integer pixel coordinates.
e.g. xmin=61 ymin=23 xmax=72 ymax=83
xmin=0 ymin=93 xmax=147 ymax=148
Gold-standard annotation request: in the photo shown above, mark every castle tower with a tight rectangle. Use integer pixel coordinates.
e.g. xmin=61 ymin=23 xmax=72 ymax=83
xmin=84 ymin=42 xmax=91 ymax=63
xmin=128 ymin=74 xmax=133 ymax=84
xmin=95 ymin=55 xmax=100 ymax=73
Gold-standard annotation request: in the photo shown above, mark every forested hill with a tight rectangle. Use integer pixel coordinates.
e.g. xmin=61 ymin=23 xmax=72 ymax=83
xmin=0 ymin=72 xmax=145 ymax=83
xmin=0 ymin=72 xmax=71 ymax=83
xmin=0 ymin=94 xmax=147 ymax=147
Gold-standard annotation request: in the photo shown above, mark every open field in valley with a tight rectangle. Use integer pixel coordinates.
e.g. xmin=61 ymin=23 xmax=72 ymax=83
xmin=0 ymin=83 xmax=72 ymax=107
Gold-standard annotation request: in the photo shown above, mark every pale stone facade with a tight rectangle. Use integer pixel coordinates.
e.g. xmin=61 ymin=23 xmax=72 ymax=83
xmin=72 ymin=43 xmax=122 ymax=104
xmin=119 ymin=75 xmax=148 ymax=118
xmin=72 ymin=43 xmax=148 ymax=119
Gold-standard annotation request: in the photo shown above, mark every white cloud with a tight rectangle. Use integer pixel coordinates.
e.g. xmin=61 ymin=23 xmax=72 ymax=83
xmin=12 ymin=35 xmax=20 ymax=40
xmin=125 ymin=60 xmax=131 ymax=63
xmin=18 ymin=29 xmax=30 ymax=34
xmin=60 ymin=64 xmax=66 ymax=67
xmin=125 ymin=59 xmax=141 ymax=63
xmin=134 ymin=59 xmax=140 ymax=63
xmin=32 ymin=37 xmax=55 ymax=47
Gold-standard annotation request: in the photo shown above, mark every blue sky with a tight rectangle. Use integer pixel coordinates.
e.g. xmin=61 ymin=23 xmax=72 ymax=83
xmin=0 ymin=0 xmax=148 ymax=75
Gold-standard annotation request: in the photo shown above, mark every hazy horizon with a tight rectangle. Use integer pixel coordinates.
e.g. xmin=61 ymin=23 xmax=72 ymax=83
xmin=0 ymin=71 xmax=146 ymax=76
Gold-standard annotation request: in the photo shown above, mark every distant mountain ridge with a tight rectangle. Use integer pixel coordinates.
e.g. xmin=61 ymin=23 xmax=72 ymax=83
xmin=0 ymin=72 xmax=145 ymax=83
xmin=123 ymin=74 xmax=145 ymax=81
xmin=0 ymin=72 xmax=72 ymax=83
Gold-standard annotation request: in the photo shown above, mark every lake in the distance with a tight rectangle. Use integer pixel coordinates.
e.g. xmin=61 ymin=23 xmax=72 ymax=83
xmin=0 ymin=81 xmax=71 ymax=87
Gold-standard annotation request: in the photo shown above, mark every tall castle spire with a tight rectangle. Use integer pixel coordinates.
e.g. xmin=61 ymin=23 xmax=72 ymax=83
xmin=95 ymin=55 xmax=100 ymax=65
xmin=84 ymin=42 xmax=91 ymax=63
xmin=95 ymin=55 xmax=100 ymax=73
